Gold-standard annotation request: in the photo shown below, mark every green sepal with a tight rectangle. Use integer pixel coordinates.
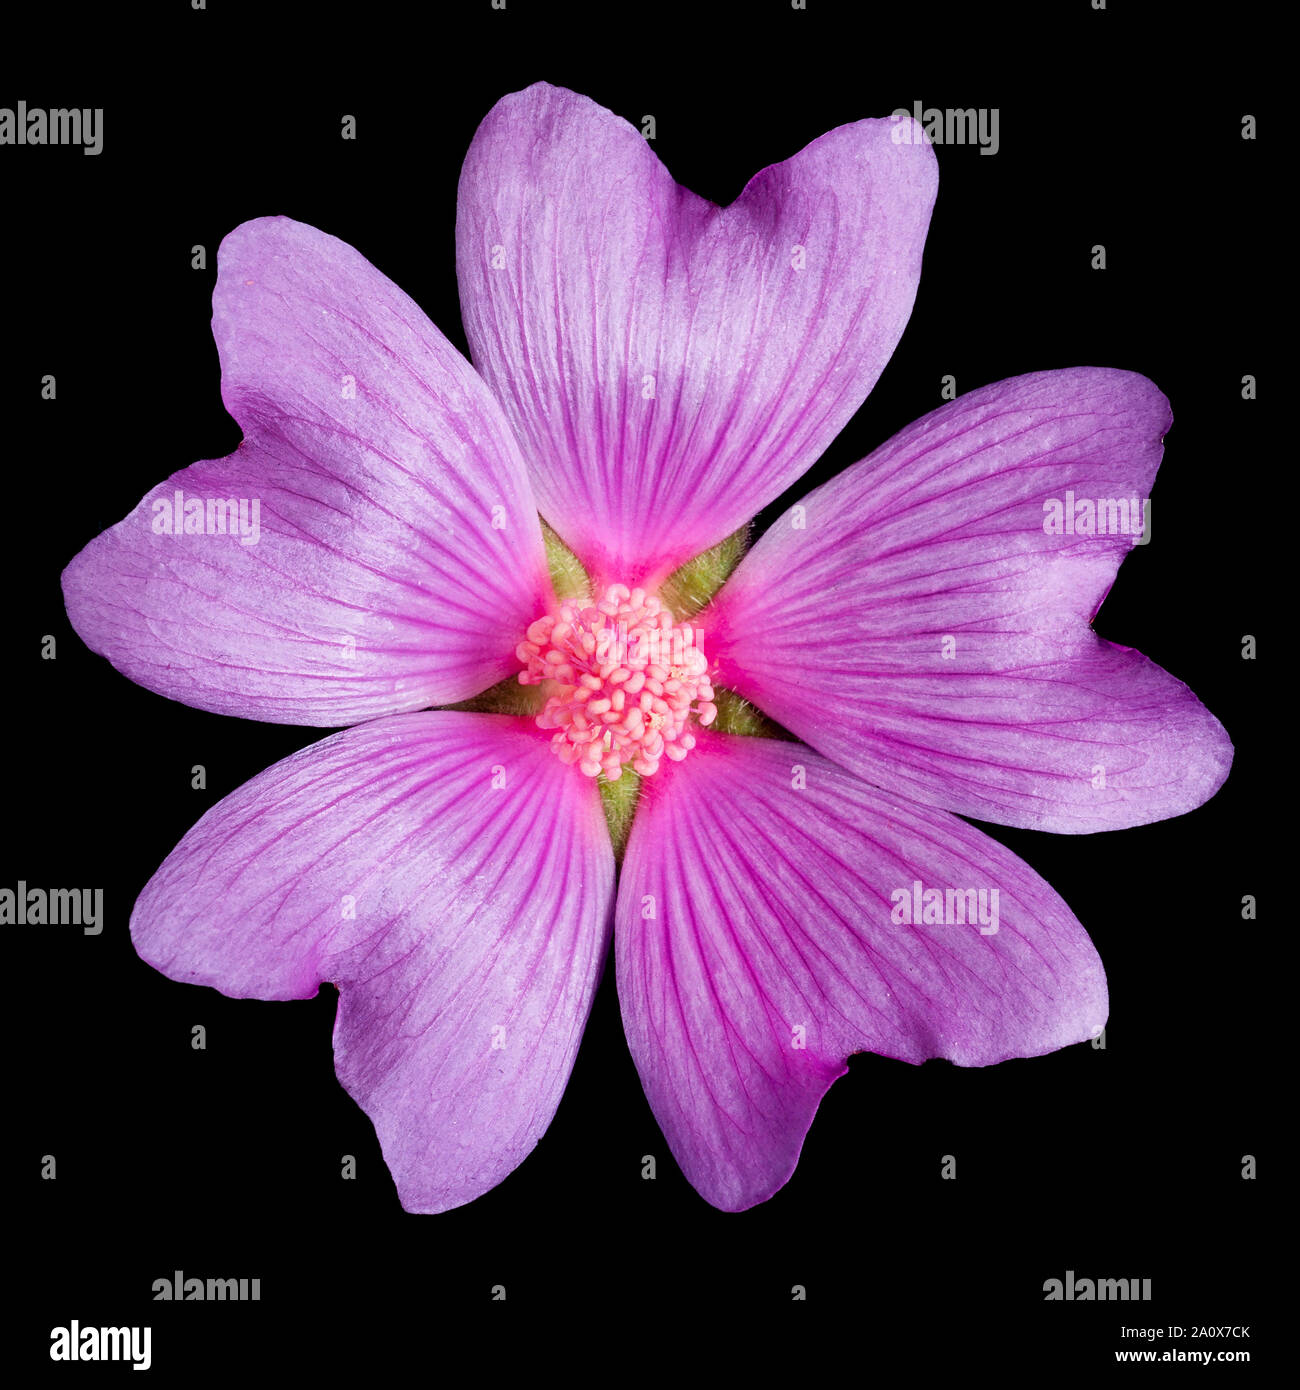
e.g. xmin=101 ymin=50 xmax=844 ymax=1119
xmin=540 ymin=518 xmax=590 ymax=600
xmin=598 ymin=768 xmax=641 ymax=862
xmin=442 ymin=676 xmax=544 ymax=717
xmin=658 ymin=524 xmax=750 ymax=619
xmin=709 ymin=687 xmax=796 ymax=740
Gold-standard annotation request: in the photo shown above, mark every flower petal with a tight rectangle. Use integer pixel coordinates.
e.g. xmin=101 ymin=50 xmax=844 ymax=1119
xmin=707 ymin=368 xmax=1232 ymax=832
xmin=617 ymin=731 xmax=1105 ymax=1212
xmin=64 ymin=217 xmax=550 ymax=726
xmin=456 ymin=82 xmax=938 ymax=587
xmin=132 ymin=712 xmax=614 ymax=1213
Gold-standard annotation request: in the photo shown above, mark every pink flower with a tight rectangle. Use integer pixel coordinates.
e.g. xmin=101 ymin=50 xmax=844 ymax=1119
xmin=61 ymin=84 xmax=1231 ymax=1213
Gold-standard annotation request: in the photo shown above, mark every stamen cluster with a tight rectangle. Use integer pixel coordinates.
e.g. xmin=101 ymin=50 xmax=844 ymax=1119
xmin=517 ymin=584 xmax=717 ymax=779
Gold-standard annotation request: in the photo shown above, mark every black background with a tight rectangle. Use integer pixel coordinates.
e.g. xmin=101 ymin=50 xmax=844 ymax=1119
xmin=7 ymin=0 xmax=1269 ymax=1372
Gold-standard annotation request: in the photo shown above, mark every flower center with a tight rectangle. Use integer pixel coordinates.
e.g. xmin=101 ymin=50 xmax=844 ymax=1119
xmin=516 ymin=583 xmax=717 ymax=780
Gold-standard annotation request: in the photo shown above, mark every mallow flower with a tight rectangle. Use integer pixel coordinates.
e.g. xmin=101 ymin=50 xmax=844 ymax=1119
xmin=61 ymin=83 xmax=1231 ymax=1213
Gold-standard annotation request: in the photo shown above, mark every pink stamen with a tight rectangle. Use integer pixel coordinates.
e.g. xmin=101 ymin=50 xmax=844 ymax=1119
xmin=517 ymin=583 xmax=716 ymax=780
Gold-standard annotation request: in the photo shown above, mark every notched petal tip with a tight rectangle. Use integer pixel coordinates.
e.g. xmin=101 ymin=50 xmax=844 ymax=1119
xmin=456 ymin=84 xmax=939 ymax=585
xmin=708 ymin=367 xmax=1225 ymax=833
xmin=131 ymin=713 xmax=615 ymax=1214
xmin=63 ymin=215 xmax=552 ymax=725
xmin=617 ymin=732 xmax=1107 ymax=1210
